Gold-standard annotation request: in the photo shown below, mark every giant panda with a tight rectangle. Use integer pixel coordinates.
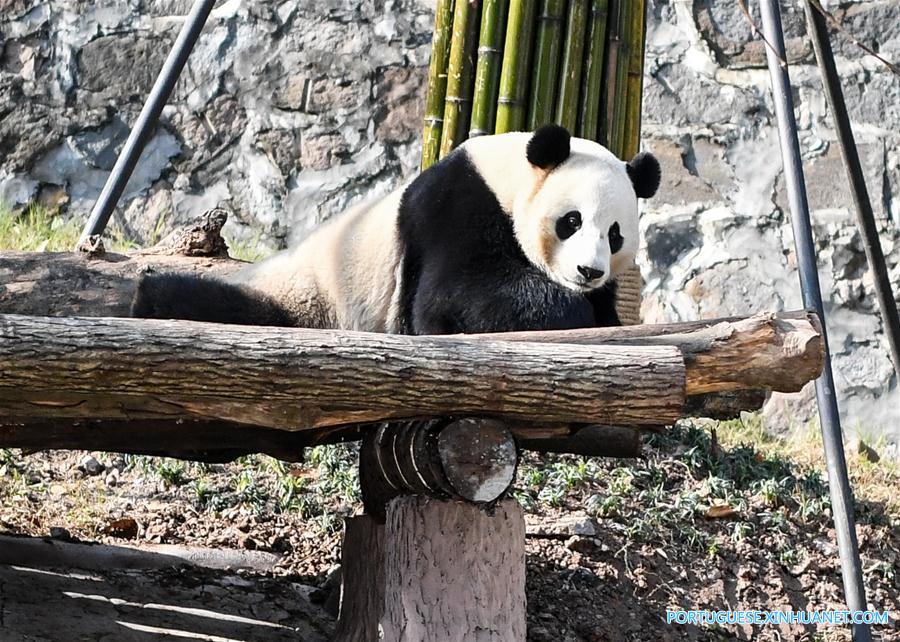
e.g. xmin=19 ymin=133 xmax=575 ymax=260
xmin=132 ymin=124 xmax=660 ymax=335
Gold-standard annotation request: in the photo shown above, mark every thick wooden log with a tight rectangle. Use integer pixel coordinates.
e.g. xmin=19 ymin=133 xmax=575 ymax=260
xmin=382 ymin=497 xmax=526 ymax=641
xmin=518 ymin=423 xmax=645 ymax=458
xmin=0 ymin=249 xmax=818 ymax=399
xmin=0 ymin=212 xmax=241 ymax=319
xmin=334 ymin=515 xmax=385 ymax=642
xmin=475 ymin=310 xmax=825 ymax=395
xmin=359 ymin=418 xmax=519 ymax=518
xmin=0 ymin=314 xmax=686 ymax=434
xmin=0 ymin=418 xmax=366 ymax=463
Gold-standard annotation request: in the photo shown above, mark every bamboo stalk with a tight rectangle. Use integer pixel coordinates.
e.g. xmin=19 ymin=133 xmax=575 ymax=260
xmin=555 ymin=0 xmax=589 ymax=132
xmin=470 ymin=0 xmax=509 ymax=136
xmin=578 ymin=0 xmax=609 ymax=140
xmin=495 ymin=0 xmax=537 ymax=133
xmin=623 ymin=0 xmax=646 ymax=159
xmin=611 ymin=0 xmax=631 ymax=157
xmin=421 ymin=0 xmax=456 ymax=170
xmin=526 ymin=0 xmax=565 ymax=130
xmin=599 ymin=0 xmax=619 ymax=148
xmin=440 ymin=0 xmax=481 ymax=158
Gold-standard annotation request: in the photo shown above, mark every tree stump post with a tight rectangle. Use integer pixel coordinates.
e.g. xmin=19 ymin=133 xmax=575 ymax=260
xmin=381 ymin=496 xmax=526 ymax=642
xmin=334 ymin=515 xmax=386 ymax=642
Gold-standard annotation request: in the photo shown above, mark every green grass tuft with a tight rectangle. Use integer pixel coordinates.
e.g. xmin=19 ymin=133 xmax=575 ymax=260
xmin=0 ymin=203 xmax=83 ymax=251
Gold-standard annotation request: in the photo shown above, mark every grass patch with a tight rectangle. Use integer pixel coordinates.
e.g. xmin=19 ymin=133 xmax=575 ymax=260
xmin=0 ymin=203 xmax=83 ymax=251
xmin=0 ymin=202 xmax=142 ymax=252
xmin=713 ymin=414 xmax=900 ymax=521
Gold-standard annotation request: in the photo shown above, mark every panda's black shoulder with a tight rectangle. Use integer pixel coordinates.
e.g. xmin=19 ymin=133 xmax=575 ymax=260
xmin=397 ymin=148 xmax=516 ymax=256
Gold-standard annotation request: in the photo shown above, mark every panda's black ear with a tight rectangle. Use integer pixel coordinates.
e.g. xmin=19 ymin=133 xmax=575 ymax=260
xmin=626 ymin=151 xmax=661 ymax=199
xmin=526 ymin=124 xmax=571 ymax=169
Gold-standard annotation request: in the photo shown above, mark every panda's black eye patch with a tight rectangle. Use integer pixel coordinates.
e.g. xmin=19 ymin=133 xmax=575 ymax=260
xmin=608 ymin=221 xmax=623 ymax=254
xmin=556 ymin=211 xmax=582 ymax=240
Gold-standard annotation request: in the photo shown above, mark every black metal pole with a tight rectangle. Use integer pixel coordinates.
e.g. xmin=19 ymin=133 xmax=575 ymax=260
xmin=803 ymin=0 xmax=900 ymax=382
xmin=77 ymin=0 xmax=217 ymax=245
xmin=758 ymin=2 xmax=871 ymax=640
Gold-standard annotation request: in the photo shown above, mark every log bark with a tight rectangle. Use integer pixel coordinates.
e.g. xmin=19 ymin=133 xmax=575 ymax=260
xmin=474 ymin=310 xmax=824 ymax=395
xmin=0 ymin=251 xmax=240 ymax=319
xmin=0 ymin=314 xmax=686 ymax=435
xmin=381 ymin=497 xmax=526 ymax=642
xmin=334 ymin=515 xmax=385 ymax=642
xmin=518 ymin=423 xmax=645 ymax=458
xmin=0 ymin=418 xmax=365 ymax=463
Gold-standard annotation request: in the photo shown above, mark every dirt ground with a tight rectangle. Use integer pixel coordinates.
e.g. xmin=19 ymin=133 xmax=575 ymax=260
xmin=0 ymin=420 xmax=897 ymax=641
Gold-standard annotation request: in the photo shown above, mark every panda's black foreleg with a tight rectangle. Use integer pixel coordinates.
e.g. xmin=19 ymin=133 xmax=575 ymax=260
xmin=586 ymin=281 xmax=621 ymax=327
xmin=131 ymin=273 xmax=297 ymax=327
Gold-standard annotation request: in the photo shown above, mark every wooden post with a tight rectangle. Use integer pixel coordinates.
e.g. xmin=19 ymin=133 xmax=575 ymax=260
xmin=334 ymin=515 xmax=385 ymax=642
xmin=382 ymin=497 xmax=526 ymax=641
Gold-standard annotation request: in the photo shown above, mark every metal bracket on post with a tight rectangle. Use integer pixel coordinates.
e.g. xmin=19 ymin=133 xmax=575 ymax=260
xmin=757 ymin=2 xmax=871 ymax=641
xmin=77 ymin=0 xmax=218 ymax=246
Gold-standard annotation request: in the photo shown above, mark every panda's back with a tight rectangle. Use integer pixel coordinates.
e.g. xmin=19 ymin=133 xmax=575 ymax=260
xmin=234 ymin=190 xmax=407 ymax=333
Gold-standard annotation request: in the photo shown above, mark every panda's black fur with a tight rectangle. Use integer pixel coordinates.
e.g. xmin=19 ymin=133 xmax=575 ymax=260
xmin=132 ymin=125 xmax=658 ymax=335
xmin=132 ymin=273 xmax=298 ymax=327
xmin=397 ymin=146 xmax=616 ymax=334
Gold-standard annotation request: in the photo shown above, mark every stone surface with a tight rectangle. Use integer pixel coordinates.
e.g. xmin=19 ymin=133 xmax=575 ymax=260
xmin=639 ymin=0 xmax=900 ymax=442
xmin=0 ymin=0 xmax=898 ymax=443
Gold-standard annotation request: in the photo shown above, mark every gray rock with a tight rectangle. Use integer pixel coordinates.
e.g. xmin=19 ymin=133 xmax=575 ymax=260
xmin=78 ymin=455 xmax=105 ymax=476
xmin=77 ymin=33 xmax=172 ymax=100
xmin=526 ymin=512 xmax=599 ymax=538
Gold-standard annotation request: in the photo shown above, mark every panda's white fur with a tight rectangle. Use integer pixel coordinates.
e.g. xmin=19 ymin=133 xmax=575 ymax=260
xmin=231 ymin=189 xmax=406 ymax=332
xmin=132 ymin=125 xmax=659 ymax=335
xmin=463 ymin=133 xmax=639 ymax=293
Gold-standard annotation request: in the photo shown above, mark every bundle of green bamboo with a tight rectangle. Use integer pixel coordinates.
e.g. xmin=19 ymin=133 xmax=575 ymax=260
xmin=419 ymin=0 xmax=648 ymax=324
xmin=421 ymin=0 xmax=647 ymax=168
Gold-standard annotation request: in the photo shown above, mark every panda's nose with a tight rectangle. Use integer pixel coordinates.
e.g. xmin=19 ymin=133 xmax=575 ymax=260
xmin=577 ymin=265 xmax=605 ymax=281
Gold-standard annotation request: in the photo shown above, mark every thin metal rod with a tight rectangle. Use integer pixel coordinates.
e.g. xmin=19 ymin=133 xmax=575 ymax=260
xmin=804 ymin=0 xmax=900 ymax=382
xmin=77 ymin=0 xmax=217 ymax=245
xmin=758 ymin=2 xmax=871 ymax=640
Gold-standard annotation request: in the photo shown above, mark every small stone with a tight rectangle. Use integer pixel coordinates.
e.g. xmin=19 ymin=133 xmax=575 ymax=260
xmin=105 ymin=468 xmax=120 ymax=487
xmin=565 ymin=536 xmax=597 ymax=554
xmin=78 ymin=455 xmax=105 ymax=476
xmin=854 ymin=438 xmax=880 ymax=463
xmin=49 ymin=527 xmax=71 ymax=540
xmin=525 ymin=512 xmax=599 ymax=538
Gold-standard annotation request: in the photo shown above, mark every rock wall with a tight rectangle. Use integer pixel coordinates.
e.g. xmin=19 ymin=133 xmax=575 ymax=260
xmin=1 ymin=0 xmax=897 ymax=444
xmin=1 ymin=0 xmax=433 ymax=250
xmin=639 ymin=0 xmax=899 ymax=445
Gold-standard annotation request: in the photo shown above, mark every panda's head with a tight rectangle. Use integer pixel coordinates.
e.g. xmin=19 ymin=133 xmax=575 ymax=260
xmin=467 ymin=125 xmax=660 ymax=292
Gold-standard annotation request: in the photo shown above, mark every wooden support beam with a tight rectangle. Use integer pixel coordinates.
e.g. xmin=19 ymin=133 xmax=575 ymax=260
xmin=0 ymin=418 xmax=367 ymax=463
xmin=518 ymin=423 xmax=645 ymax=458
xmin=0 ymin=314 xmax=686 ymax=436
xmin=334 ymin=515 xmax=385 ymax=642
